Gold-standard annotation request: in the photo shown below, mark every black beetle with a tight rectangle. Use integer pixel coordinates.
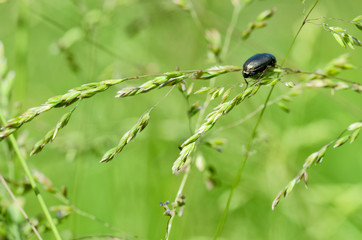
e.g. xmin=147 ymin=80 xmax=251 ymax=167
xmin=242 ymin=53 xmax=276 ymax=87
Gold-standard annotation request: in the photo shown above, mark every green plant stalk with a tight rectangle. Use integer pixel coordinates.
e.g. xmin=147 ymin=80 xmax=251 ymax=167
xmin=0 ymin=110 xmax=62 ymax=240
xmin=280 ymin=0 xmax=319 ymax=66
xmin=0 ymin=173 xmax=43 ymax=239
xmin=29 ymin=8 xmax=131 ymax=63
xmin=15 ymin=0 xmax=28 ymax=102
xmin=165 ymin=168 xmax=189 ymax=240
xmin=0 ymin=66 xmax=240 ymax=141
xmin=165 ymin=79 xmax=215 ymax=239
xmin=188 ymin=0 xmax=203 ymax=31
xmin=213 ymin=1 xmax=320 ymax=239
xmin=195 ymin=78 xmax=216 ymax=130
xmin=213 ymin=85 xmax=275 ymax=239
xmin=213 ymin=86 xmax=300 ymax=133
xmin=166 ymin=78 xmax=219 ymax=239
xmin=220 ymin=1 xmax=242 ymax=60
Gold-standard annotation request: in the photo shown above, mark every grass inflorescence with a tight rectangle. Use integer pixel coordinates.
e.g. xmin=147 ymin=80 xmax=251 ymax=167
xmin=0 ymin=78 xmax=129 ymax=140
xmin=100 ymin=109 xmax=152 ymax=163
xmin=272 ymin=121 xmax=362 ymax=210
xmin=173 ymin=83 xmax=261 ymax=174
xmin=0 ymin=65 xmax=241 ymax=144
xmin=30 ymin=105 xmax=77 ymax=156
xmin=1 ymin=1 xmax=361 ymax=239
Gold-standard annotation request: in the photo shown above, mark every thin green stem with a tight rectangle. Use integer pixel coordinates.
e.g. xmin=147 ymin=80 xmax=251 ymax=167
xmin=165 ymin=81 xmax=214 ymax=239
xmin=188 ymin=0 xmax=204 ymax=32
xmin=15 ymin=0 xmax=29 ymax=102
xmin=177 ymin=85 xmax=194 ymax=134
xmin=28 ymin=8 xmax=129 ymax=63
xmin=165 ymin=169 xmax=189 ymax=240
xmin=213 ymin=85 xmax=275 ymax=240
xmin=282 ymin=68 xmax=361 ymax=85
xmin=280 ymin=0 xmax=319 ymax=67
xmin=0 ymin=173 xmax=43 ymax=239
xmin=221 ymin=2 xmax=242 ymax=60
xmin=165 ymin=77 xmax=218 ymax=240
xmin=214 ymin=1 xmax=320 ymax=239
xmin=0 ymin=110 xmax=62 ymax=240
xmin=213 ymin=87 xmax=297 ymax=133
xmin=195 ymin=78 xmax=216 ymax=128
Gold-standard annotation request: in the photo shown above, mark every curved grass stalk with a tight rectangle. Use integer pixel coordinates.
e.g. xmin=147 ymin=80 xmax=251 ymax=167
xmin=0 ymin=77 xmax=130 ymax=140
xmin=0 ymin=66 xmax=241 ymax=142
xmin=272 ymin=121 xmax=361 ymax=209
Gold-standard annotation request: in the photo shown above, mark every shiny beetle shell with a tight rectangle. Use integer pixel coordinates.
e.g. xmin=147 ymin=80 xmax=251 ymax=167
xmin=242 ymin=53 xmax=276 ymax=79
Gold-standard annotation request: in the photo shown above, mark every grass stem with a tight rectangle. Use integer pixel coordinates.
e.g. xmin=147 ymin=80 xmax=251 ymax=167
xmin=221 ymin=2 xmax=242 ymax=61
xmin=0 ymin=109 xmax=62 ymax=240
xmin=213 ymin=1 xmax=320 ymax=238
xmin=0 ymin=173 xmax=43 ymax=239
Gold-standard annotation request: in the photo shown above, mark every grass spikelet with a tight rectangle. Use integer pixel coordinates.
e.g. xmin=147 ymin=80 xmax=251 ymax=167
xmin=173 ymin=84 xmax=261 ymax=174
xmin=0 ymin=78 xmax=129 ymax=140
xmin=0 ymin=66 xmax=242 ymax=142
xmin=116 ymin=76 xmax=171 ymax=97
xmin=242 ymin=8 xmax=276 ymax=40
xmin=180 ymin=84 xmax=260 ymax=149
xmin=30 ymin=106 xmax=77 ymax=156
xmin=323 ymin=23 xmax=362 ymax=49
xmin=272 ymin=121 xmax=362 ymax=210
xmin=100 ymin=109 xmax=152 ymax=163
xmin=172 ymin=142 xmax=196 ymax=174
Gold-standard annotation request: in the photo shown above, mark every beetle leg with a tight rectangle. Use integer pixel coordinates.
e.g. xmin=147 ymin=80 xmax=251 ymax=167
xmin=243 ymin=77 xmax=249 ymax=91
xmin=256 ymin=66 xmax=272 ymax=84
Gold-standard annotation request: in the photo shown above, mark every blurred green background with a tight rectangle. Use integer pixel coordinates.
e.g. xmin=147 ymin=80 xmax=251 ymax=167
xmin=0 ymin=0 xmax=361 ymax=239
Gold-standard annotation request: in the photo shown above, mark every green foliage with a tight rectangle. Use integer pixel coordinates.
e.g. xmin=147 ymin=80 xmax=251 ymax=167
xmin=0 ymin=0 xmax=361 ymax=240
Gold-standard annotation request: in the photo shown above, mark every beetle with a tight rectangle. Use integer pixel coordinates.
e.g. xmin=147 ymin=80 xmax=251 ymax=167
xmin=242 ymin=53 xmax=276 ymax=87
